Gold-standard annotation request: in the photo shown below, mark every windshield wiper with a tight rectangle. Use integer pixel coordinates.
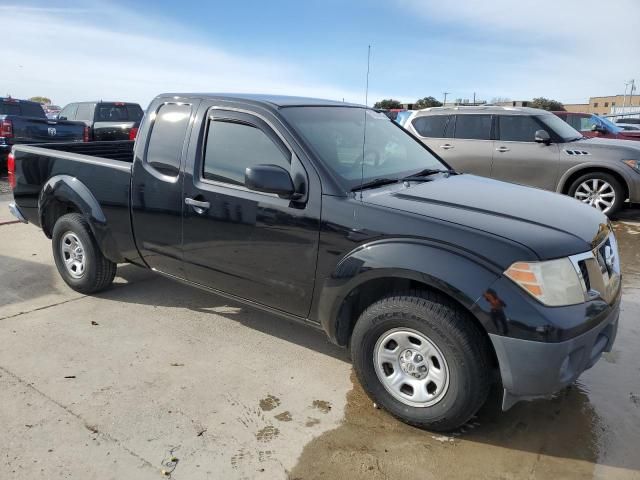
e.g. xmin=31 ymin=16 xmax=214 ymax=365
xmin=351 ymin=177 xmax=400 ymax=192
xmin=401 ymin=168 xmax=457 ymax=182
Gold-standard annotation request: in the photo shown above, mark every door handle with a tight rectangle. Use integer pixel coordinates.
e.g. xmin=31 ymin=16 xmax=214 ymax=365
xmin=185 ymin=197 xmax=210 ymax=214
xmin=496 ymin=146 xmax=510 ymax=153
xmin=440 ymin=144 xmax=454 ymax=150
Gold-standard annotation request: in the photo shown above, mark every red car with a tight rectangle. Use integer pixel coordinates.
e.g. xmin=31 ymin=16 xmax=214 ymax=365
xmin=554 ymin=111 xmax=640 ymax=141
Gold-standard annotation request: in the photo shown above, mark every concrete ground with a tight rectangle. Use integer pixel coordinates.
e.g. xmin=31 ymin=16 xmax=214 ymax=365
xmin=1 ymin=184 xmax=639 ymax=479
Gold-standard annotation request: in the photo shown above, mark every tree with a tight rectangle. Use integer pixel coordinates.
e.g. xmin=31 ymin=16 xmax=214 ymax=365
xmin=414 ymin=96 xmax=442 ymax=109
xmin=373 ymin=99 xmax=402 ymax=109
xmin=29 ymin=96 xmax=52 ymax=105
xmin=529 ymin=97 xmax=565 ymax=111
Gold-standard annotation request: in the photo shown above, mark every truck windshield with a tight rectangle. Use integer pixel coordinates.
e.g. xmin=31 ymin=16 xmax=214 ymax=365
xmin=281 ymin=107 xmax=445 ymax=189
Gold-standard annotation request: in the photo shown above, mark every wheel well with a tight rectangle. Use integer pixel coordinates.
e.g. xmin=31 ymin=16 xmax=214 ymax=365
xmin=562 ymin=167 xmax=629 ymax=200
xmin=334 ymin=277 xmax=498 ymax=367
xmin=42 ymin=199 xmax=80 ymax=238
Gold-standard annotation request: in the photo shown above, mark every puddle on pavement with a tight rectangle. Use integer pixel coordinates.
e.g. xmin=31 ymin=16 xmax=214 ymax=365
xmin=291 ymin=219 xmax=640 ymax=479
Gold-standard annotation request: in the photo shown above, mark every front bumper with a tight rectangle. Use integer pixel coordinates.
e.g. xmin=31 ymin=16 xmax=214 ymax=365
xmin=490 ymin=298 xmax=619 ymax=410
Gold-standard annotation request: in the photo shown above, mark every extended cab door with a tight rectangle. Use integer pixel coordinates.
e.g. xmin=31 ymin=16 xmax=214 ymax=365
xmin=131 ymin=101 xmax=198 ymax=276
xmin=491 ymin=115 xmax=560 ymax=190
xmin=181 ymin=105 xmax=321 ymax=318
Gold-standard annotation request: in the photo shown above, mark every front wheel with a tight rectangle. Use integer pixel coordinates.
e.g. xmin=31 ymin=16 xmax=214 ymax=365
xmin=350 ymin=291 xmax=493 ymax=431
xmin=52 ymin=213 xmax=117 ymax=293
xmin=568 ymin=172 xmax=625 ymax=216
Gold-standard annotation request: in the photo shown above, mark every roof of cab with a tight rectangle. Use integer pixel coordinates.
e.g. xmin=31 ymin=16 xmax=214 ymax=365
xmin=157 ymin=93 xmax=364 ymax=109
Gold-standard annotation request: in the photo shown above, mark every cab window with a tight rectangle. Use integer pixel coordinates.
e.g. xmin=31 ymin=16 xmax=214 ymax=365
xmin=203 ymin=119 xmax=290 ymax=186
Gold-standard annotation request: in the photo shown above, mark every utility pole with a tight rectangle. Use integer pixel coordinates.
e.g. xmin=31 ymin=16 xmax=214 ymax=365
xmin=473 ymin=92 xmax=476 ymax=104
xmin=443 ymin=92 xmax=450 ymax=105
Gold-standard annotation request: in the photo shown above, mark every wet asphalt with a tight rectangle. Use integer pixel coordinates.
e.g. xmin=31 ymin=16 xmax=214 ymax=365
xmin=0 ymin=177 xmax=639 ymax=479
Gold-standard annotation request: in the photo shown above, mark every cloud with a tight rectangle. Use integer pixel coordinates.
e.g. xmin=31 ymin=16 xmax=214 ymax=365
xmin=1 ymin=4 xmax=370 ymax=107
xmin=395 ymin=0 xmax=640 ymax=103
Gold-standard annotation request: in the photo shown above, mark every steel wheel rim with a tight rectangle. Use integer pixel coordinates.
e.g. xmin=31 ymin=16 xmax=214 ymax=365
xmin=374 ymin=327 xmax=450 ymax=408
xmin=60 ymin=232 xmax=86 ymax=279
xmin=574 ymin=179 xmax=615 ymax=213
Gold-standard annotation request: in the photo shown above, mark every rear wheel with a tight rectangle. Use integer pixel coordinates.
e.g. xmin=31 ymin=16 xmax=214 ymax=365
xmin=52 ymin=213 xmax=116 ymax=293
xmin=350 ymin=290 xmax=492 ymax=432
xmin=568 ymin=172 xmax=624 ymax=216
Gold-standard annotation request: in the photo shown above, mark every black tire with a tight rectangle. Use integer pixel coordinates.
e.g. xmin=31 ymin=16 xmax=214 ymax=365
xmin=350 ymin=290 xmax=492 ymax=432
xmin=567 ymin=172 xmax=625 ymax=217
xmin=51 ymin=213 xmax=116 ymax=293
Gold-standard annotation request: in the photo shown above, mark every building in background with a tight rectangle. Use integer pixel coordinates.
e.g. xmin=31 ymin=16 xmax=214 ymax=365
xmin=492 ymin=100 xmax=531 ymax=107
xmin=564 ymin=94 xmax=640 ymax=115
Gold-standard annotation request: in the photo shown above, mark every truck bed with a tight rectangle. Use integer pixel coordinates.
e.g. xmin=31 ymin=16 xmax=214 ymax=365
xmin=32 ymin=140 xmax=135 ymax=162
xmin=11 ymin=140 xmax=139 ymax=264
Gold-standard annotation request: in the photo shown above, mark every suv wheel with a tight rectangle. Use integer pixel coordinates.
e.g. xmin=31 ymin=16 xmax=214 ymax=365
xmin=568 ymin=172 xmax=624 ymax=216
xmin=52 ymin=213 xmax=117 ymax=293
xmin=350 ymin=290 xmax=492 ymax=432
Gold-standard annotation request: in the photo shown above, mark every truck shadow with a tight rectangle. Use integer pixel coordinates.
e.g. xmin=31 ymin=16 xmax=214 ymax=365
xmin=98 ymin=264 xmax=639 ymax=475
xmin=98 ymin=263 xmax=349 ymax=362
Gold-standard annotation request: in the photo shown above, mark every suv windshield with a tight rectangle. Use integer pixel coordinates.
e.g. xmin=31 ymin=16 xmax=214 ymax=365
xmin=281 ymin=107 xmax=445 ymax=189
xmin=538 ymin=114 xmax=582 ymax=142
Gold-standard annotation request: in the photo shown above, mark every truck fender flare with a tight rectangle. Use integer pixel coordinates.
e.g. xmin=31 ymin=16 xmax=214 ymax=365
xmin=39 ymin=175 xmax=122 ymax=262
xmin=314 ymin=239 xmax=501 ymax=345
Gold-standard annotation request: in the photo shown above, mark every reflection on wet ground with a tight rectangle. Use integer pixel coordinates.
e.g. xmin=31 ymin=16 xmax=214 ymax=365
xmin=291 ymin=216 xmax=640 ymax=480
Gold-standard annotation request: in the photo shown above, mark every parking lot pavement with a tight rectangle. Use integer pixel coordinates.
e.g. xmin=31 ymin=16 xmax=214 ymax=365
xmin=0 ymin=210 xmax=639 ymax=479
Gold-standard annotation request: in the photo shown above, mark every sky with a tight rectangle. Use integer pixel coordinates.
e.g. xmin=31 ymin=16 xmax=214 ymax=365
xmin=2 ymin=0 xmax=639 ymax=109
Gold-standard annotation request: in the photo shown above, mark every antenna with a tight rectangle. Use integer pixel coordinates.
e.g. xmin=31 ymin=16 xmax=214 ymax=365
xmin=359 ymin=45 xmax=372 ymax=200
xmin=365 ymin=45 xmax=371 ymax=107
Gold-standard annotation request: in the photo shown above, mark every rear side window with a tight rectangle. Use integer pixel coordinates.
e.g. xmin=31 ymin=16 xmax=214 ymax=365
xmin=146 ymin=103 xmax=192 ymax=176
xmin=578 ymin=116 xmax=596 ymax=131
xmin=20 ymin=102 xmax=46 ymax=118
xmin=203 ymin=119 xmax=290 ymax=186
xmin=412 ymin=115 xmax=449 ymax=137
xmin=75 ymin=104 xmax=94 ymax=121
xmin=565 ymin=114 xmax=583 ymax=131
xmin=454 ymin=115 xmax=492 ymax=140
xmin=498 ymin=116 xmax=542 ymax=142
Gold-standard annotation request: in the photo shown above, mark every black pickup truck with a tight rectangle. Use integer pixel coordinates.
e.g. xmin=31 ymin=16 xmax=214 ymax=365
xmin=8 ymin=93 xmax=621 ymax=431
xmin=58 ymin=101 xmax=144 ymax=141
xmin=1 ymin=97 xmax=86 ymax=166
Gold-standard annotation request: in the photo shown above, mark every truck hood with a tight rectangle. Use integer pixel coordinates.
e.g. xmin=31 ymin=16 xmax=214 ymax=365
xmin=363 ymin=174 xmax=608 ymax=260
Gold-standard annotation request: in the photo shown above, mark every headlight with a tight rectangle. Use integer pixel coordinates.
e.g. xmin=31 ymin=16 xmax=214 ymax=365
xmin=623 ymin=159 xmax=640 ymax=173
xmin=504 ymin=258 xmax=586 ymax=306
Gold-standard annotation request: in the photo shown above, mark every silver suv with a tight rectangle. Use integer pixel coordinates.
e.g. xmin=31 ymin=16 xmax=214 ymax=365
xmin=405 ymin=106 xmax=640 ymax=216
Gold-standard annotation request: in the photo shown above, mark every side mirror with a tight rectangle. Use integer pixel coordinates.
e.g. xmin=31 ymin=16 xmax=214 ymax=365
xmin=245 ymin=164 xmax=298 ymax=199
xmin=591 ymin=124 xmax=606 ymax=133
xmin=534 ymin=129 xmax=551 ymax=144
